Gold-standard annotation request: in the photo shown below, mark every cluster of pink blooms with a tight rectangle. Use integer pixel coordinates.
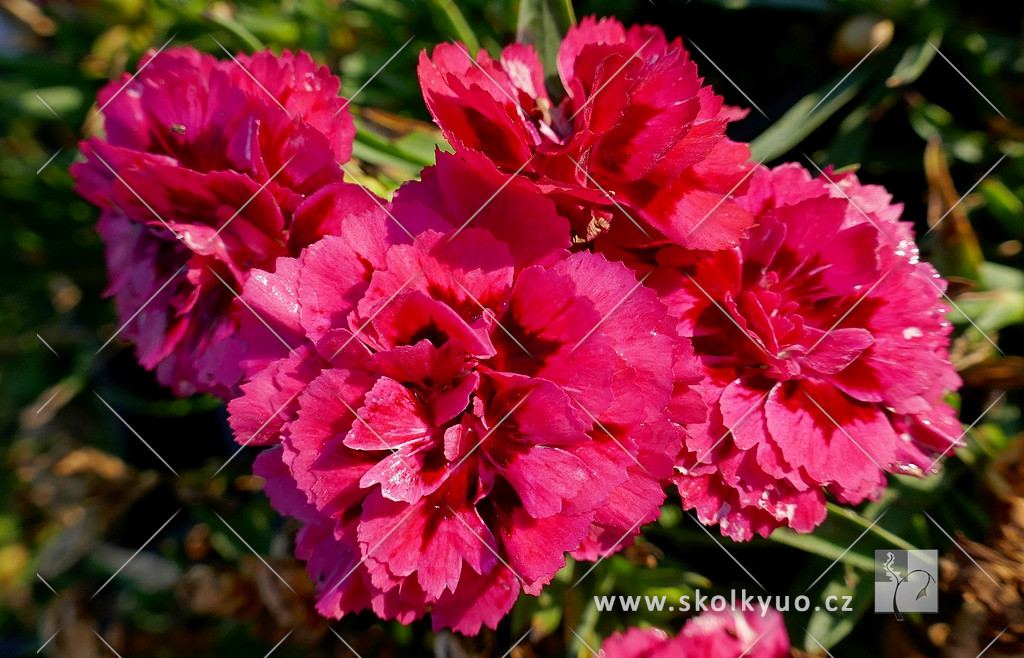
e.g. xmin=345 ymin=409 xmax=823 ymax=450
xmin=74 ymin=15 xmax=961 ymax=640
xmin=600 ymin=609 xmax=790 ymax=658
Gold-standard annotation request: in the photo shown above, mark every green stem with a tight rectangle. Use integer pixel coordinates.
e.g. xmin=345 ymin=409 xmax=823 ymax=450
xmin=569 ymin=566 xmax=615 ymax=658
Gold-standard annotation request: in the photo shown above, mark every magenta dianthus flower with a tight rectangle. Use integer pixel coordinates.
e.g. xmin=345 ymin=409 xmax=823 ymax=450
xmin=651 ymin=164 xmax=962 ymax=540
xmin=419 ymin=17 xmax=755 ymax=250
xmin=73 ymin=46 xmax=359 ymax=397
xmin=227 ymin=152 xmax=705 ymax=632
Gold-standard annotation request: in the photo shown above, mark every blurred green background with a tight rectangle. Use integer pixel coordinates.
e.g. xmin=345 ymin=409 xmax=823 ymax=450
xmin=1 ymin=0 xmax=1022 ymax=656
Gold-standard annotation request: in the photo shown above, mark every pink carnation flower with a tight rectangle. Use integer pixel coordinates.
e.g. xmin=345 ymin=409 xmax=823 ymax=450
xmin=418 ymin=17 xmax=755 ymax=250
xmin=227 ymin=151 xmax=704 ymax=633
xmin=600 ymin=608 xmax=790 ymax=658
xmin=72 ymin=46 xmax=358 ymax=397
xmin=651 ymin=164 xmax=963 ymax=541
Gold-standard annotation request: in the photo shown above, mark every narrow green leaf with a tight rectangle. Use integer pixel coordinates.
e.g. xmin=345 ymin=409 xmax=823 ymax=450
xmin=751 ymin=56 xmax=883 ymax=162
xmin=804 ymin=566 xmax=874 ymax=651
xmin=979 ymin=178 xmax=1024 ymax=236
xmin=425 ymin=0 xmax=481 ymax=55
xmin=945 ymin=288 xmax=1024 ymax=336
xmin=887 ymin=30 xmax=942 ymax=87
xmin=516 ymin=0 xmax=576 ymax=89
xmin=825 ymin=83 xmax=894 ymax=166
xmin=696 ymin=0 xmax=833 ymax=10
xmin=824 ymin=503 xmax=916 ymax=552
xmin=767 ymin=505 xmax=916 ymax=572
xmin=978 ymin=261 xmax=1024 ymax=292
xmin=20 ymin=86 xmax=84 ymax=119
xmin=394 ymin=131 xmax=450 ymax=165
xmin=203 ymin=12 xmax=266 ymax=52
xmin=768 ymin=529 xmax=877 ymax=572
xmin=354 ymin=123 xmax=440 ymax=169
